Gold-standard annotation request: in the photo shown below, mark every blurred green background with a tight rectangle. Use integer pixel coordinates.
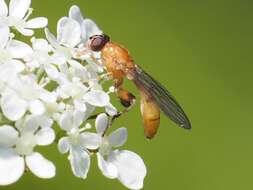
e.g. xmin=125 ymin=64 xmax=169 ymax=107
xmin=5 ymin=0 xmax=253 ymax=189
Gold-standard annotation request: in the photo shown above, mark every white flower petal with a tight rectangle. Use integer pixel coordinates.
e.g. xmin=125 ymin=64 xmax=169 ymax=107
xmin=95 ymin=113 xmax=108 ymax=135
xmin=109 ymin=150 xmax=147 ymax=190
xmin=0 ymin=0 xmax=7 ymax=16
xmin=68 ymin=59 xmax=89 ymax=81
xmin=57 ymin=17 xmax=81 ymax=48
xmin=58 ymin=137 xmax=70 ymax=154
xmin=105 ymin=103 xmax=117 ymax=116
xmin=59 ymin=111 xmax=73 ymax=131
xmin=36 ymin=128 xmax=55 ymax=146
xmin=58 ymin=62 xmax=69 ymax=75
xmin=0 ymin=64 xmax=16 ymax=81
xmin=1 ymin=93 xmax=27 ymax=121
xmin=26 ymin=115 xmax=52 ymax=130
xmin=45 ymin=28 xmax=60 ymax=49
xmin=89 ymin=81 xmax=102 ymax=91
xmin=74 ymin=100 xmax=87 ymax=112
xmin=80 ymin=132 xmax=102 ymax=150
xmin=38 ymin=116 xmax=53 ymax=128
xmin=22 ymin=114 xmax=40 ymax=133
xmin=0 ymin=125 xmax=18 ymax=147
xmin=108 ymin=128 xmax=127 ymax=148
xmin=16 ymin=27 xmax=34 ymax=36
xmin=84 ymin=90 xmax=109 ymax=107
xmin=8 ymin=40 xmax=33 ymax=58
xmin=26 ymin=17 xmax=48 ymax=28
xmin=73 ymin=110 xmax=84 ymax=127
xmin=39 ymin=90 xmax=57 ymax=103
xmin=8 ymin=60 xmax=25 ymax=72
xmin=26 ymin=152 xmax=56 ymax=178
xmin=68 ymin=59 xmax=84 ymax=69
xmin=29 ymin=100 xmax=45 ymax=115
xmin=86 ymin=60 xmax=103 ymax=73
xmin=81 ymin=19 xmax=102 ymax=42
xmin=9 ymin=0 xmax=31 ymax=18
xmin=69 ymin=147 xmax=90 ymax=179
xmin=31 ymin=38 xmax=50 ymax=52
xmin=44 ymin=64 xmax=59 ymax=79
xmin=0 ymin=26 xmax=9 ymax=49
xmin=0 ymin=148 xmax=24 ymax=185
xmin=15 ymin=132 xmax=37 ymax=156
xmin=69 ymin=5 xmax=84 ymax=24
xmin=97 ymin=153 xmax=118 ymax=179
xmin=83 ymin=104 xmax=95 ymax=121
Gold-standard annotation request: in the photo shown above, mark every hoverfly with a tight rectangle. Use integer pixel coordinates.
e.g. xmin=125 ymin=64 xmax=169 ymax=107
xmin=86 ymin=34 xmax=191 ymax=139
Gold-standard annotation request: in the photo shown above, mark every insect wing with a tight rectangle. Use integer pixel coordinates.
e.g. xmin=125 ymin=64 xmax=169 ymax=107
xmin=132 ymin=65 xmax=191 ymax=129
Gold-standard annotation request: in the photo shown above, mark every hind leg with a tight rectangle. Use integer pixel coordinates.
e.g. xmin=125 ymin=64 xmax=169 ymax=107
xmin=87 ymin=78 xmax=136 ymax=116
xmin=114 ymin=78 xmax=136 ymax=116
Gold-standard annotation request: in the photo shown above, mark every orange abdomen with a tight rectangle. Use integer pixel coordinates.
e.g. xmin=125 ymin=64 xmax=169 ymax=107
xmin=140 ymin=92 xmax=160 ymax=139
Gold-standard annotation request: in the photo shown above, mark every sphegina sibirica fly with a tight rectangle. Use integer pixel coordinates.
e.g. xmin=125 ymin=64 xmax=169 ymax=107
xmin=79 ymin=34 xmax=191 ymax=139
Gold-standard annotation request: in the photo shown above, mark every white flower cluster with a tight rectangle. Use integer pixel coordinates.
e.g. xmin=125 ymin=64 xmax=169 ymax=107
xmin=0 ymin=0 xmax=146 ymax=189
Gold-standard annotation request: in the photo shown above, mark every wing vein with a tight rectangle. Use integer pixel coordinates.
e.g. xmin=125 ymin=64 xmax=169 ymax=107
xmin=133 ymin=65 xmax=191 ymax=129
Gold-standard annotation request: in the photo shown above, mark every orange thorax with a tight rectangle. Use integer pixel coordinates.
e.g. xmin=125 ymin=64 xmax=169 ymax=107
xmin=101 ymin=42 xmax=135 ymax=80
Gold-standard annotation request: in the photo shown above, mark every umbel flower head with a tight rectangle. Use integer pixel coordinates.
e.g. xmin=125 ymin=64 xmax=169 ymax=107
xmin=0 ymin=2 xmax=147 ymax=189
xmin=0 ymin=119 xmax=55 ymax=185
xmin=0 ymin=0 xmax=48 ymax=36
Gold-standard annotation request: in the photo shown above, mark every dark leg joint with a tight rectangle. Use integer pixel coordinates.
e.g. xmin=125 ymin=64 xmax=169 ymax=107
xmin=118 ymin=89 xmax=136 ymax=108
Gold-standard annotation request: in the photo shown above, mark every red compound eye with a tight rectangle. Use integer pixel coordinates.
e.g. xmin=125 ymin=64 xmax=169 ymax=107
xmin=89 ymin=34 xmax=110 ymax=51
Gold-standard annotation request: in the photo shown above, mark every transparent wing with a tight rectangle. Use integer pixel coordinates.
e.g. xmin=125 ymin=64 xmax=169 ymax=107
xmin=132 ymin=65 xmax=191 ymax=129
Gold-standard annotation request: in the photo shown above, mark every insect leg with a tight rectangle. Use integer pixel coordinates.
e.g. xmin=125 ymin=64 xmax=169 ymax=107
xmin=101 ymin=86 xmax=136 ymax=137
xmin=113 ymin=78 xmax=136 ymax=119
xmin=87 ymin=78 xmax=135 ymax=121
